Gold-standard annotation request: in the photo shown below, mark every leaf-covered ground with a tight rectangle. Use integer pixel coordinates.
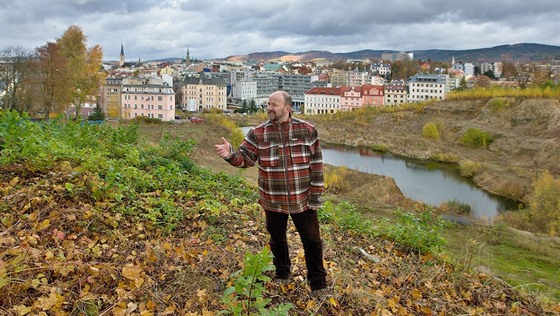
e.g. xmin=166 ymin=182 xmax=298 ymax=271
xmin=1 ymin=114 xmax=559 ymax=315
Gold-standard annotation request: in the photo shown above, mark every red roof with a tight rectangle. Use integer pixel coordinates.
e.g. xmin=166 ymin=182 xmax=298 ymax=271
xmin=306 ymin=87 xmax=342 ymax=95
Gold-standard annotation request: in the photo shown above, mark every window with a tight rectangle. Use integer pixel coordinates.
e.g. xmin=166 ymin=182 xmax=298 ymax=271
xmin=158 ymin=96 xmax=163 ymax=101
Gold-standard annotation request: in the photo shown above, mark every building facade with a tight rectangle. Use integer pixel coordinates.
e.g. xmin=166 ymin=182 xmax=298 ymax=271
xmin=304 ymin=87 xmax=342 ymax=115
xmin=100 ymin=77 xmax=123 ymax=119
xmin=181 ymin=72 xmax=227 ymax=111
xmin=384 ymin=81 xmax=408 ymax=106
xmin=121 ymin=77 xmax=176 ymax=121
xmin=340 ymin=86 xmax=363 ymax=111
xmin=407 ymin=74 xmax=447 ymax=102
xmin=361 ymin=85 xmax=384 ymax=107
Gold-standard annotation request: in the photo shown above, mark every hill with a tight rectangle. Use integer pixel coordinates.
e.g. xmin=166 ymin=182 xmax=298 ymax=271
xmin=1 ymin=111 xmax=559 ymax=315
xmin=223 ymin=43 xmax=559 ymax=63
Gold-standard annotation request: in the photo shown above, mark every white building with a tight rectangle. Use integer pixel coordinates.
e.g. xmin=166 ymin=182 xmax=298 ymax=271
xmin=232 ymin=78 xmax=257 ymax=101
xmin=407 ymin=74 xmax=447 ymax=102
xmin=384 ymin=80 xmax=408 ymax=106
xmin=370 ymin=62 xmax=391 ymax=76
xmin=304 ymin=87 xmax=342 ymax=115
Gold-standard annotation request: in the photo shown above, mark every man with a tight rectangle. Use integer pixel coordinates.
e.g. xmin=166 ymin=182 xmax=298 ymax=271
xmin=214 ymin=90 xmax=328 ymax=295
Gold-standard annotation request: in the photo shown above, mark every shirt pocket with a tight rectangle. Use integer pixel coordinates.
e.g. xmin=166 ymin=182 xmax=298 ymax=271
xmin=259 ymin=142 xmax=280 ymax=167
xmin=290 ymin=138 xmax=311 ymax=165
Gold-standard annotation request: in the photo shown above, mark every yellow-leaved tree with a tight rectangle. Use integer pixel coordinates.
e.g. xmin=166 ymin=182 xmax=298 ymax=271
xmin=529 ymin=170 xmax=560 ymax=236
xmin=56 ymin=25 xmax=104 ymax=120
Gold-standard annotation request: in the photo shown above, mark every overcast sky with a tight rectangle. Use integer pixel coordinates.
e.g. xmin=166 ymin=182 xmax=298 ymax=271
xmin=1 ymin=0 xmax=559 ymax=62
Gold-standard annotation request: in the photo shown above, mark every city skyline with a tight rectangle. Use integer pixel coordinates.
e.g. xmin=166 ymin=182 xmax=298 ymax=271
xmin=1 ymin=0 xmax=559 ymax=61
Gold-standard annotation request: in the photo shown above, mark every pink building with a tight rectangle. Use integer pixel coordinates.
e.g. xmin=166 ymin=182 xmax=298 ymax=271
xmin=340 ymin=86 xmax=362 ymax=111
xmin=121 ymin=79 xmax=175 ymax=121
xmin=361 ymin=85 xmax=384 ymax=107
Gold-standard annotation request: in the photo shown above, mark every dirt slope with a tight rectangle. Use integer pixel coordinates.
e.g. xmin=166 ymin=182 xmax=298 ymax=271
xmin=308 ymin=98 xmax=560 ymax=203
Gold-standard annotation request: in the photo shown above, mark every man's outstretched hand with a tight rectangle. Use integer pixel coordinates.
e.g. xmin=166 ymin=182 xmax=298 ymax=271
xmin=215 ymin=137 xmax=232 ymax=158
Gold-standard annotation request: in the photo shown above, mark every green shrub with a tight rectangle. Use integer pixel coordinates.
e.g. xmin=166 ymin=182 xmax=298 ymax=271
xmin=460 ymin=128 xmax=493 ymax=148
xmin=488 ymin=98 xmax=512 ymax=112
xmin=422 ymin=122 xmax=440 ymax=140
xmin=528 ymin=170 xmax=560 ymax=236
xmin=370 ymin=143 xmax=388 ymax=152
xmin=381 ymin=210 xmax=448 ymax=254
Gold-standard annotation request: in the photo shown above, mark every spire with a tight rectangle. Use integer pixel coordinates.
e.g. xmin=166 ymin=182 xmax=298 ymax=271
xmin=119 ymin=42 xmax=125 ymax=67
xmin=185 ymin=46 xmax=191 ymax=66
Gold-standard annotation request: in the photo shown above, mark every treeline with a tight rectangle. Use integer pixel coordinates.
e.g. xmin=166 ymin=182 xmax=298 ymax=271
xmin=0 ymin=25 xmax=103 ymax=120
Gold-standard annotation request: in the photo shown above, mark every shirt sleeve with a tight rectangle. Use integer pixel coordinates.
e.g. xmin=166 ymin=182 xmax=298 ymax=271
xmin=224 ymin=128 xmax=258 ymax=168
xmin=307 ymin=127 xmax=324 ymax=208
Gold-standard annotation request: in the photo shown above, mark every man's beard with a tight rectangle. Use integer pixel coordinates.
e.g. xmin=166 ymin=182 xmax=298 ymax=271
xmin=268 ymin=111 xmax=277 ymax=121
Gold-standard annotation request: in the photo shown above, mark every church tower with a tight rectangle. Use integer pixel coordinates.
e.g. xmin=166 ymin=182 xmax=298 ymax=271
xmin=185 ymin=47 xmax=191 ymax=66
xmin=119 ymin=43 xmax=125 ymax=67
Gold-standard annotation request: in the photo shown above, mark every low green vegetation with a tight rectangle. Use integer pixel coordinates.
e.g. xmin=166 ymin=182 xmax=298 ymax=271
xmin=444 ymin=224 xmax=560 ymax=302
xmin=487 ymin=97 xmax=514 ymax=112
xmin=460 ymin=127 xmax=494 ymax=148
xmin=422 ymin=122 xmax=440 ymax=140
xmin=448 ymin=84 xmax=560 ymax=100
xmin=320 ymin=201 xmax=448 ymax=255
xmin=220 ymin=248 xmax=293 ymax=315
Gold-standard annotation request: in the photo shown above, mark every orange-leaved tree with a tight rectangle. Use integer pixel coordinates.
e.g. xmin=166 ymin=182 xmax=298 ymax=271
xmin=35 ymin=42 xmax=73 ymax=120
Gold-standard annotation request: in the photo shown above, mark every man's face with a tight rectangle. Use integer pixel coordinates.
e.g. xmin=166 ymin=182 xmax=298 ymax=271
xmin=267 ymin=94 xmax=290 ymax=122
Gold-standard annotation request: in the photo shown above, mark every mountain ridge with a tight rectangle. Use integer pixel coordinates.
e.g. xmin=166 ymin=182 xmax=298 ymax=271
xmin=222 ymin=43 xmax=559 ymax=63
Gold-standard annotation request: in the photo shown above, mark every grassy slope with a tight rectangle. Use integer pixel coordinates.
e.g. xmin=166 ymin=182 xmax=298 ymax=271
xmin=156 ymin=117 xmax=560 ymax=304
xmin=0 ymin=115 xmax=559 ymax=315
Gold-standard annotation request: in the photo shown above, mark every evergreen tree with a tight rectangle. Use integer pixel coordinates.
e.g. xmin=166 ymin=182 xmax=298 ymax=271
xmin=88 ymin=103 xmax=105 ymax=121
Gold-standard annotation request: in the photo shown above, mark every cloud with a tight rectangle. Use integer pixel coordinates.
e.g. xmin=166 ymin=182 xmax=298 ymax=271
xmin=0 ymin=0 xmax=558 ymax=61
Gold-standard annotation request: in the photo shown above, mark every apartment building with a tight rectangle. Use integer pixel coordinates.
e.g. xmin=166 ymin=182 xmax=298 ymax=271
xmin=407 ymin=74 xmax=447 ymax=102
xmin=304 ymin=87 xmax=342 ymax=115
xmin=100 ymin=77 xmax=123 ymax=119
xmin=329 ymin=71 xmax=346 ymax=87
xmin=121 ymin=77 xmax=176 ymax=121
xmin=340 ymin=86 xmax=363 ymax=111
xmin=346 ymin=72 xmax=368 ymax=87
xmin=231 ymin=78 xmax=257 ymax=101
xmin=384 ymin=80 xmax=408 ymax=106
xmin=181 ymin=72 xmax=227 ymax=111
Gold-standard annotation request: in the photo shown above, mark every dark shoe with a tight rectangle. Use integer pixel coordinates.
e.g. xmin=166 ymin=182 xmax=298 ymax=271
xmin=311 ymin=288 xmax=332 ymax=300
xmin=274 ymin=277 xmax=290 ymax=285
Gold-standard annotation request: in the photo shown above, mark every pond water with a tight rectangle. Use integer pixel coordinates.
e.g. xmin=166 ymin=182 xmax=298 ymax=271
xmin=240 ymin=126 xmax=518 ymax=219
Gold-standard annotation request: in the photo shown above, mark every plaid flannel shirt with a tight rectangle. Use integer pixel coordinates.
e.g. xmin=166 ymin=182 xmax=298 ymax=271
xmin=225 ymin=117 xmax=324 ymax=214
